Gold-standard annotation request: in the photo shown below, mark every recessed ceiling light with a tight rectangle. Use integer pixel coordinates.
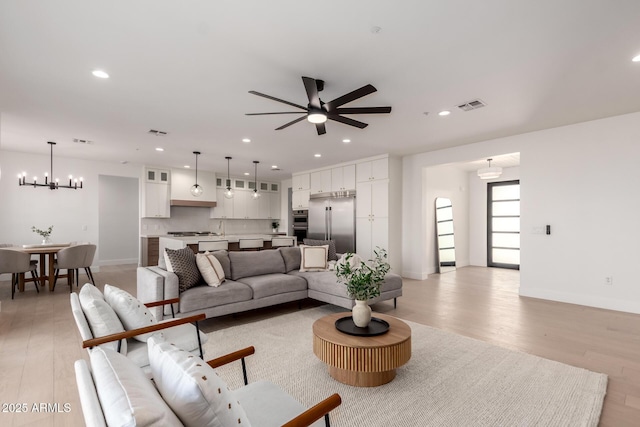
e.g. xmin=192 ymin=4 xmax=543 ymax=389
xmin=92 ymin=70 xmax=109 ymax=79
xmin=633 ymin=54 xmax=640 ymax=62
xmin=438 ymin=110 xmax=451 ymax=116
xmin=155 ymin=147 xmax=164 ymax=152
xmin=184 ymin=165 xmax=190 ymax=168
xmin=342 ymin=139 xmax=351 ymax=143
xmin=244 ymin=172 xmax=250 ymax=176
xmin=271 ymin=165 xmax=278 ymax=169
xmin=314 ymin=154 xmax=322 ymax=158
xmin=242 ymin=138 xmax=251 ymax=143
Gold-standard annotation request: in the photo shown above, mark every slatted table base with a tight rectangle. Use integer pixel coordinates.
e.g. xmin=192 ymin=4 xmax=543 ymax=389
xmin=313 ymin=313 xmax=412 ymax=387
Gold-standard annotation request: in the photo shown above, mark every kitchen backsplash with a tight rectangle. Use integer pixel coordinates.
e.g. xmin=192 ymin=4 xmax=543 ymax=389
xmin=141 ymin=206 xmax=277 ymax=236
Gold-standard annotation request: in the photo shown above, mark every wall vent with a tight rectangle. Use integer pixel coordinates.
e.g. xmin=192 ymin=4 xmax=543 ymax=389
xmin=73 ymin=138 xmax=93 ymax=144
xmin=457 ymin=99 xmax=486 ymax=111
xmin=148 ymin=129 xmax=168 ymax=136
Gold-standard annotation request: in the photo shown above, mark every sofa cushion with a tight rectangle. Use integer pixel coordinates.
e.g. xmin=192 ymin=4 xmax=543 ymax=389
xmin=148 ymin=336 xmax=252 ymax=427
xmin=79 ymin=285 xmax=127 ymax=354
xmin=165 ymin=247 xmax=202 ymax=292
xmin=104 ymin=284 xmax=157 ymax=342
xmin=279 ymin=247 xmax=301 ymax=272
xmin=196 ymin=252 xmax=226 ymax=287
xmin=237 ymin=273 xmax=308 ymax=299
xmin=179 ymin=281 xmax=253 ymax=313
xmin=303 ymin=238 xmax=338 ymax=261
xmin=299 ymin=245 xmax=328 ymax=272
xmin=89 ymin=346 xmax=182 ymax=427
xmin=229 ymin=250 xmax=286 ymax=281
xmin=291 ymin=271 xmax=403 ymax=297
xmin=211 ymin=250 xmax=232 ymax=279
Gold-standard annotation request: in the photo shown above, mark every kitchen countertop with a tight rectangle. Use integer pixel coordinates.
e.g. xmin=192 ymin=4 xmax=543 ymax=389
xmin=157 ymin=234 xmax=290 ymax=244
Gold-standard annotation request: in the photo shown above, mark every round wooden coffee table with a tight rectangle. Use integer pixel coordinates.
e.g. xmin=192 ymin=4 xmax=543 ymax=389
xmin=312 ymin=312 xmax=411 ymax=387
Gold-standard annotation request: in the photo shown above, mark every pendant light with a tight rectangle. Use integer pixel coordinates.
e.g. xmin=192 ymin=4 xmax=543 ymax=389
xmin=190 ymin=151 xmax=203 ymax=197
xmin=18 ymin=141 xmax=83 ymax=190
xmin=477 ymin=158 xmax=502 ymax=180
xmin=223 ymin=156 xmax=234 ymax=199
xmin=252 ymin=160 xmax=261 ymax=199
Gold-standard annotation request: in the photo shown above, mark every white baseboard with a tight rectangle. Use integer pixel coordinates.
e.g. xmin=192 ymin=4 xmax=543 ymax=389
xmin=519 ymin=287 xmax=640 ymax=315
xmin=99 ymin=258 xmax=138 ymax=266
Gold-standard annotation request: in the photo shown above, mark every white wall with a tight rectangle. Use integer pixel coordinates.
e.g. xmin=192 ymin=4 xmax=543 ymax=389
xmin=424 ymin=164 xmax=470 ymax=274
xmin=0 ymin=150 xmax=142 ymax=267
xmin=99 ymin=175 xmax=139 ymax=265
xmin=402 ymin=111 xmax=640 ymax=314
xmin=468 ymin=166 xmax=520 ymax=266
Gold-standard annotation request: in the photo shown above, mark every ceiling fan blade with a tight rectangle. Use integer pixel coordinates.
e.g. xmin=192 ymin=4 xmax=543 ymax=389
xmin=315 ymin=123 xmax=326 ymax=135
xmin=275 ymin=116 xmax=307 ymax=130
xmin=245 ymin=112 xmax=307 ymax=115
xmin=334 ymin=106 xmax=392 ymax=114
xmin=325 ymin=84 xmax=377 ymax=111
xmin=328 ymin=114 xmax=368 ymax=129
xmin=248 ymin=91 xmax=307 ymax=110
xmin=302 ymin=76 xmax=322 ymax=109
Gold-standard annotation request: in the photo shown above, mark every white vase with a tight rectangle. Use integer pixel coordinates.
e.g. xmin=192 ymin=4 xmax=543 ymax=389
xmin=352 ymin=300 xmax=372 ymax=327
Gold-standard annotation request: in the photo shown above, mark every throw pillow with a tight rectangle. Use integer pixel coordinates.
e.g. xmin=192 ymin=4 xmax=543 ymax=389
xmin=78 ymin=285 xmax=127 ymax=354
xmin=299 ymin=244 xmax=329 ymax=272
xmin=89 ymin=346 xmax=182 ymax=427
xmin=303 ymin=238 xmax=338 ymax=261
xmin=164 ymin=247 xmax=202 ymax=292
xmin=196 ymin=252 xmax=226 ymax=287
xmin=104 ymin=284 xmax=157 ymax=342
xmin=147 ymin=336 xmax=252 ymax=427
xmin=279 ymin=246 xmax=301 ymax=272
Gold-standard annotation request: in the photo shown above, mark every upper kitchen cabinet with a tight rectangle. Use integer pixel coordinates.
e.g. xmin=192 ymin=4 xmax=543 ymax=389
xmin=142 ymin=168 xmax=170 ymax=218
xmin=292 ymin=189 xmax=310 ymax=210
xmin=210 ymin=188 xmax=234 ymax=218
xmin=356 ymin=158 xmax=388 ymax=182
xmin=331 ymin=164 xmax=356 ymax=192
xmin=292 ymin=173 xmax=310 ymax=191
xmin=310 ymin=170 xmax=332 ymax=194
xmin=170 ymin=168 xmax=217 ymax=206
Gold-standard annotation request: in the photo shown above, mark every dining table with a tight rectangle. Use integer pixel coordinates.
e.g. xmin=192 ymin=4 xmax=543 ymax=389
xmin=12 ymin=243 xmax=71 ymax=291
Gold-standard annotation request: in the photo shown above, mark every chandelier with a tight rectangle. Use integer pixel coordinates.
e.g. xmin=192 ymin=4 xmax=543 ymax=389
xmin=477 ymin=158 xmax=502 ymax=180
xmin=18 ymin=141 xmax=83 ymax=190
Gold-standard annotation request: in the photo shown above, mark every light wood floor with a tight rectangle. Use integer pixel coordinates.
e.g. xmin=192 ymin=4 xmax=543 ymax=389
xmin=1 ymin=265 xmax=638 ymax=426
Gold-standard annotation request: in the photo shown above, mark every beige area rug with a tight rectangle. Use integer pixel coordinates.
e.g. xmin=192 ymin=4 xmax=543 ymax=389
xmin=204 ymin=306 xmax=607 ymax=426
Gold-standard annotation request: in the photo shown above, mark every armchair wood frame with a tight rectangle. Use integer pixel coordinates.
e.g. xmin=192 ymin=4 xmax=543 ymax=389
xmin=206 ymin=345 xmax=341 ymax=427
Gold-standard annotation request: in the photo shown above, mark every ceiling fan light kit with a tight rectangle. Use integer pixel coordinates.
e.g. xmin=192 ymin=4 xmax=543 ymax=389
xmin=18 ymin=141 xmax=83 ymax=190
xmin=190 ymin=151 xmax=203 ymax=197
xmin=224 ymin=156 xmax=234 ymax=199
xmin=477 ymin=158 xmax=503 ymax=180
xmin=246 ymin=76 xmax=391 ymax=135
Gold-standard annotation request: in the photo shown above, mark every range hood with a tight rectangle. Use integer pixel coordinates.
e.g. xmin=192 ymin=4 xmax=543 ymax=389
xmin=170 ymin=199 xmax=217 ymax=208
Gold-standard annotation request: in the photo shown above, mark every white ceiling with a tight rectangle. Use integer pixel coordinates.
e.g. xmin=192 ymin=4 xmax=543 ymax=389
xmin=1 ymin=1 xmax=639 ymax=180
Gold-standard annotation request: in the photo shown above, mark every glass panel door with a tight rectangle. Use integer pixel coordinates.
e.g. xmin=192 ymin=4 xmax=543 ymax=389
xmin=488 ymin=180 xmax=520 ymax=269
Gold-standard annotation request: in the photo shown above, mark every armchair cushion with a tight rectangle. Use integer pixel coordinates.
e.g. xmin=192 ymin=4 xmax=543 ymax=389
xmin=89 ymin=346 xmax=181 ymax=427
xmin=164 ymin=247 xmax=202 ymax=292
xmin=196 ymin=252 xmax=226 ymax=287
xmin=148 ymin=336 xmax=251 ymax=427
xmin=104 ymin=284 xmax=157 ymax=342
xmin=78 ymin=286 xmax=127 ymax=354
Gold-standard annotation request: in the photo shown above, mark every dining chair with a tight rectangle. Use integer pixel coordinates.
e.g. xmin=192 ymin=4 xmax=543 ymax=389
xmin=271 ymin=237 xmax=295 ymax=248
xmin=54 ymin=244 xmax=96 ymax=291
xmin=0 ymin=248 xmax=40 ymax=299
xmin=239 ymin=238 xmax=264 ymax=251
xmin=197 ymin=240 xmax=229 ymax=252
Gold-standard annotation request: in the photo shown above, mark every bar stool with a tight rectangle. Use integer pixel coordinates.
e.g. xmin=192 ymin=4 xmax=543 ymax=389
xmin=271 ymin=237 xmax=295 ymax=248
xmin=239 ymin=238 xmax=264 ymax=251
xmin=198 ymin=240 xmax=229 ymax=252
xmin=0 ymin=249 xmax=40 ymax=299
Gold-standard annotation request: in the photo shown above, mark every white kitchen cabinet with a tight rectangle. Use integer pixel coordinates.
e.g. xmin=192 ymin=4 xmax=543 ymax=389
xmin=292 ymin=189 xmax=310 ymax=209
xmin=216 ymin=176 xmax=232 ymax=189
xmin=233 ymin=191 xmax=249 ymax=219
xmin=292 ymin=173 xmax=310 ymax=191
xmin=146 ymin=168 xmax=170 ymax=184
xmin=234 ymin=179 xmax=248 ymax=190
xmin=257 ymin=192 xmax=281 ymax=219
xmin=356 ymin=179 xmax=389 ymax=261
xmin=331 ymin=164 xmax=356 ymax=192
xmin=356 ymin=158 xmax=388 ymax=182
xmin=269 ymin=192 xmax=281 ymax=219
xmin=170 ymin=169 xmax=216 ymax=203
xmin=356 ymin=216 xmax=389 ymax=261
xmin=310 ymin=170 xmax=332 ymax=194
xmin=246 ymin=193 xmax=260 ymax=219
xmin=210 ymin=188 xmax=234 ymax=218
xmin=143 ymin=182 xmax=170 ymax=218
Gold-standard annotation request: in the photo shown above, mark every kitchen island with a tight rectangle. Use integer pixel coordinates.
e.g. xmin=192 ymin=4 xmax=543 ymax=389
xmin=159 ymin=234 xmax=296 ymax=255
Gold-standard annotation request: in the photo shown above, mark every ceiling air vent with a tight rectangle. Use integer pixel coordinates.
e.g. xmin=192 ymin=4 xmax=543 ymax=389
xmin=148 ymin=129 xmax=168 ymax=136
xmin=73 ymin=138 xmax=93 ymax=144
xmin=457 ymin=99 xmax=486 ymax=112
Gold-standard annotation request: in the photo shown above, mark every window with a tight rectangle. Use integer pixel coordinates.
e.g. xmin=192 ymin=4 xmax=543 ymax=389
xmin=487 ymin=180 xmax=520 ymax=269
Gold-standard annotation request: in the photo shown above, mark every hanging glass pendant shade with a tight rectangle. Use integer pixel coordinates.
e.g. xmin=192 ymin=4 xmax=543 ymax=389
xmin=190 ymin=151 xmax=203 ymax=197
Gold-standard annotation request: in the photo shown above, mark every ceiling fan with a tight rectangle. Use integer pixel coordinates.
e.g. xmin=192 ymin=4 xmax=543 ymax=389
xmin=246 ymin=76 xmax=392 ymax=135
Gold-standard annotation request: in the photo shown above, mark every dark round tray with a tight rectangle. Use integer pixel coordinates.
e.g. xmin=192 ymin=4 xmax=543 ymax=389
xmin=335 ymin=316 xmax=390 ymax=336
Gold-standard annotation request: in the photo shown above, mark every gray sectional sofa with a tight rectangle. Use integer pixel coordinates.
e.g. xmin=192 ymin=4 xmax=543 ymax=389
xmin=137 ymin=247 xmax=402 ymax=320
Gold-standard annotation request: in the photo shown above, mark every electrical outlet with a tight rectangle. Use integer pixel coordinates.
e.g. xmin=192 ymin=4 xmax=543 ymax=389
xmin=605 ymin=276 xmax=613 ymax=286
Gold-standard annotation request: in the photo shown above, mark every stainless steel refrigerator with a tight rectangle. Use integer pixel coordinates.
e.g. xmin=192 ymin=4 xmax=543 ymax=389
xmin=307 ymin=193 xmax=356 ymax=254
